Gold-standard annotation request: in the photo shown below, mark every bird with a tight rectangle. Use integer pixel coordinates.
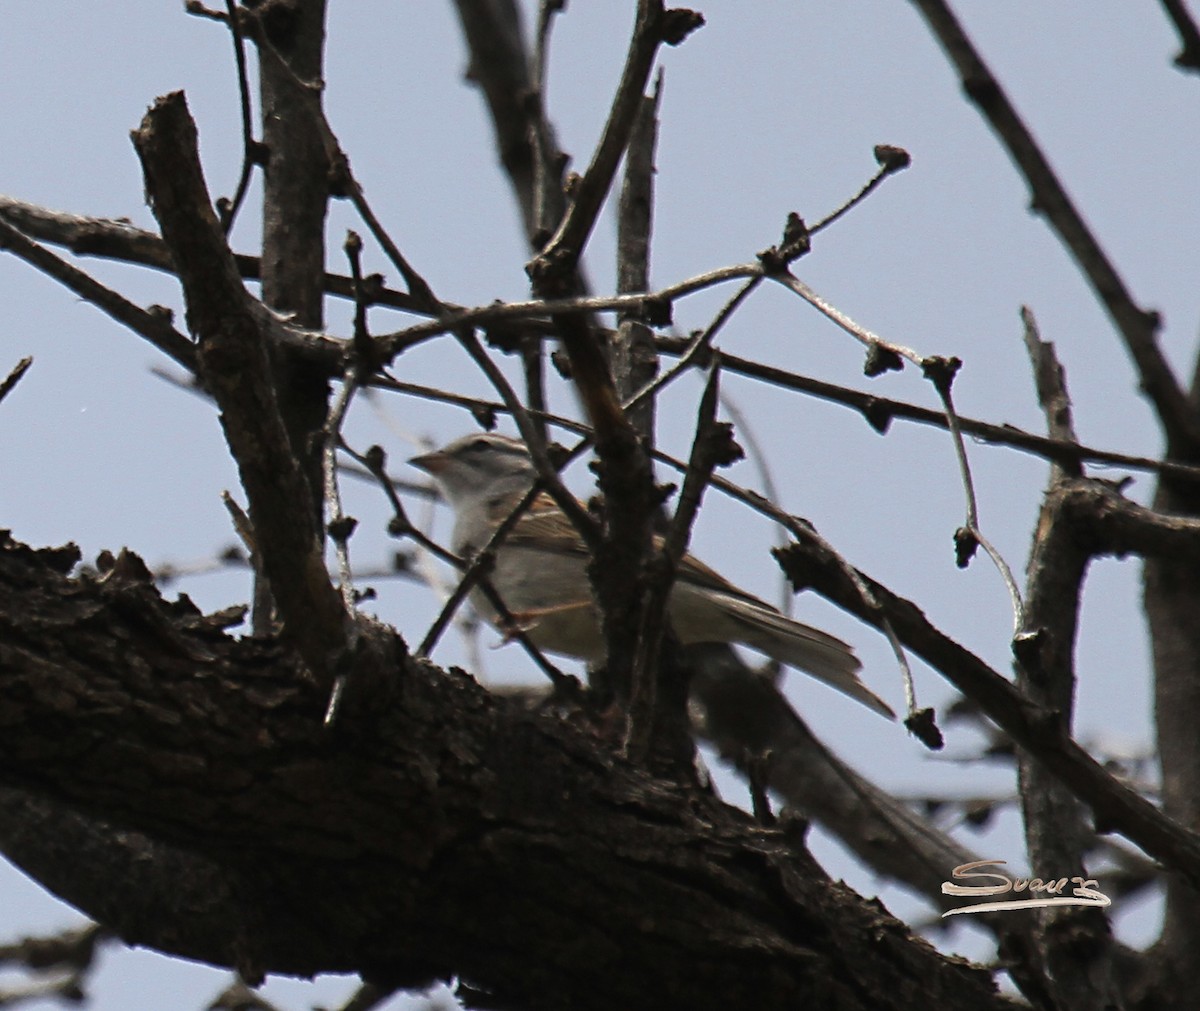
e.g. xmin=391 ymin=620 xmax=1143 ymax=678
xmin=410 ymin=432 xmax=894 ymax=718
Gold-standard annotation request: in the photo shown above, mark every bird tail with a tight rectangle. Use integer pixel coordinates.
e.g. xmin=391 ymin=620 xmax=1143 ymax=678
xmin=724 ymin=601 xmax=895 ymax=719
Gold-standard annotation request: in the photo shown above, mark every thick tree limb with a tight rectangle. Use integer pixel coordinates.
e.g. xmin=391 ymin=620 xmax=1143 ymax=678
xmin=0 ymin=533 xmax=1017 ymax=1011
xmin=685 ymin=643 xmax=1062 ymax=1003
xmin=131 ymin=91 xmax=345 ymax=680
xmin=251 ymin=0 xmax=334 ymax=529
xmin=1016 ymin=317 xmax=1120 ymax=1008
xmin=1144 ymin=369 xmax=1200 ymax=992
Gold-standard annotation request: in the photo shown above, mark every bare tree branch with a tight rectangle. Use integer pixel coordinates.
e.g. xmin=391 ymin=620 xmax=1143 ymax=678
xmin=250 ymin=0 xmax=336 ymax=532
xmin=656 ymin=338 xmax=1200 ymax=485
xmin=0 ymin=217 xmax=196 ymax=371
xmin=627 ymin=361 xmax=734 ymax=765
xmin=131 ymin=91 xmax=346 ymax=682
xmin=1158 ymin=0 xmax=1200 ymax=72
xmin=528 ymin=1 xmax=672 ymax=285
xmin=910 ymin=0 xmax=1196 ymax=451
xmin=1015 ymin=310 xmax=1121 ymax=1009
xmin=0 ymin=196 xmax=429 ymax=316
xmin=214 ymin=0 xmax=261 ymax=233
xmin=0 ymin=357 xmax=33 ymax=407
xmin=613 ymin=75 xmax=663 ymax=440
xmin=773 ymin=528 xmax=1200 ymax=887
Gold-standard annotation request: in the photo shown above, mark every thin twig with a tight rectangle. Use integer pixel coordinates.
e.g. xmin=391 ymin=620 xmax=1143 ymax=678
xmin=772 ymin=264 xmax=1026 ymax=628
xmin=365 ymin=373 xmax=1200 ymax=556
xmin=0 ymin=194 xmax=436 ymax=317
xmin=340 ymin=444 xmax=457 ymax=567
xmin=627 ymin=358 xmax=731 ymax=758
xmin=533 ymin=0 xmax=565 ymax=93
xmin=323 ymin=368 xmax=360 ymax=616
xmin=221 ymin=491 xmax=273 ymax=632
xmin=770 ymin=271 xmax=922 ymax=367
xmin=521 ymin=340 xmax=549 ymax=445
xmin=530 ymin=1 xmax=566 ymax=239
xmin=653 ymin=339 xmax=1200 ymax=484
xmin=320 ymin=364 xmax=361 ymax=728
xmin=371 ymin=375 xmax=579 ymax=443
xmin=717 ymin=391 xmax=791 ymax=618
xmin=373 ymin=343 xmax=1200 ymax=487
xmin=319 ymin=230 xmax=382 ymax=726
xmin=1020 ymin=306 xmax=1080 ymax=472
xmin=774 ymin=530 xmax=1200 ymax=887
xmin=345 ymin=230 xmax=374 ymax=362
xmin=413 ymin=479 xmax=578 ymax=693
xmin=926 ymin=359 xmax=1026 ymax=630
xmin=623 ymin=275 xmax=761 ymax=416
xmin=614 ymin=72 xmax=663 ymax=439
xmin=249 ymin=25 xmax=441 ymax=313
xmin=661 ymin=361 xmax=733 ymax=568
xmin=183 ymin=2 xmax=227 ymax=22
xmin=808 ymin=144 xmax=912 ymax=236
xmin=217 ymin=0 xmax=260 ymax=233
xmin=528 ymin=0 xmax=668 ymax=282
xmin=0 ymin=357 xmax=33 ymax=406
xmin=380 ymin=264 xmax=760 ymax=358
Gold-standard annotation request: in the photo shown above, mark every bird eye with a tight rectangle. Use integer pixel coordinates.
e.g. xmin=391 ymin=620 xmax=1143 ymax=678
xmin=468 ymin=438 xmax=490 ymax=452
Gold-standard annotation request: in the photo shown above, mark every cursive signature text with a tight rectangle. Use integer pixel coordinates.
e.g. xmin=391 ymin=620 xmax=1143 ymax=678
xmin=941 ymin=860 xmax=1111 ymax=917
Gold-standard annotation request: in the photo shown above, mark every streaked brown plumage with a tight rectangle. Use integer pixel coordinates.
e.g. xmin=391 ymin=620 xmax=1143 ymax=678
xmin=411 ymin=433 xmax=893 ymax=719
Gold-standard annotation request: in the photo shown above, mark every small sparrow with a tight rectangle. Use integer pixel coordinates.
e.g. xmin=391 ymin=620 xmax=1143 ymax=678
xmin=410 ymin=433 xmax=894 ymax=719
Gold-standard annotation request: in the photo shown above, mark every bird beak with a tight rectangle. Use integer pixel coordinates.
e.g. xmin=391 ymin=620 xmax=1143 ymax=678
xmin=409 ymin=449 xmax=448 ymax=474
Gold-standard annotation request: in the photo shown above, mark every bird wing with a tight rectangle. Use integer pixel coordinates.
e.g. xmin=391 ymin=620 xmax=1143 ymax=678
xmin=505 ymin=501 xmax=592 ymax=558
xmin=502 ymin=502 xmax=893 ymax=718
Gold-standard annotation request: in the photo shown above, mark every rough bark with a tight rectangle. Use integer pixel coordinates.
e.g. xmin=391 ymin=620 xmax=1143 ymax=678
xmin=1015 ymin=322 xmax=1121 ymax=1008
xmin=1146 ymin=471 xmax=1200 ymax=1001
xmin=255 ymin=0 xmax=332 ymax=527
xmin=0 ymin=533 xmax=1016 ymax=1011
